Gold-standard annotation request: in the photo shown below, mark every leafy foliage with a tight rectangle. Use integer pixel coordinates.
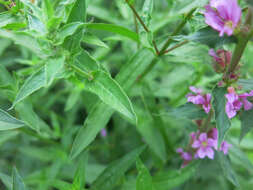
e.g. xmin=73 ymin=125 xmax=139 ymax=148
xmin=0 ymin=0 xmax=253 ymax=190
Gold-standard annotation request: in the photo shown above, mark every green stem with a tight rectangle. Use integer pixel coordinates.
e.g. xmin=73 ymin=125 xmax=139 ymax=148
xmin=125 ymin=0 xmax=149 ymax=32
xmin=159 ymin=8 xmax=196 ymax=55
xmin=125 ymin=0 xmax=159 ymax=55
xmin=163 ymin=40 xmax=189 ymax=54
xmin=70 ymin=64 xmax=94 ymax=80
xmin=224 ymin=7 xmax=253 ymax=82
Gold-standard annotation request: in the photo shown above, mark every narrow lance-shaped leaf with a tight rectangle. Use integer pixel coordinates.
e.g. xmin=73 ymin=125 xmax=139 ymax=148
xmin=217 ymin=152 xmax=239 ymax=187
xmin=0 ymin=65 xmax=15 ymax=88
xmin=239 ymin=109 xmax=253 ymax=141
xmin=82 ymin=70 xmax=136 ymax=123
xmin=70 ymin=102 xmax=113 ymax=159
xmin=82 ymin=33 xmax=109 ymax=49
xmin=0 ymin=30 xmax=50 ymax=58
xmin=70 ymin=49 xmax=154 ymax=159
xmin=71 ymin=151 xmax=88 ymax=190
xmin=162 ymin=103 xmax=206 ymax=120
xmin=63 ymin=0 xmax=86 ymax=54
xmin=0 ymin=109 xmax=25 ymax=130
xmin=27 ymin=14 xmax=46 ymax=35
xmin=56 ymin=22 xmax=84 ymax=45
xmin=12 ymin=167 xmax=27 ymax=190
xmin=213 ymin=87 xmax=231 ymax=146
xmin=0 ymin=172 xmax=12 ymax=189
xmin=136 ymin=159 xmax=153 ymax=190
xmin=85 ymin=23 xmax=139 ymax=42
xmin=153 ymin=162 xmax=197 ymax=190
xmin=11 ymin=67 xmax=46 ymax=109
xmin=91 ymin=145 xmax=146 ymax=190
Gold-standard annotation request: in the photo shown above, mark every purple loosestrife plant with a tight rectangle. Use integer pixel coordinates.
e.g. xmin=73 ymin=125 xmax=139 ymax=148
xmin=204 ymin=0 xmax=242 ymax=36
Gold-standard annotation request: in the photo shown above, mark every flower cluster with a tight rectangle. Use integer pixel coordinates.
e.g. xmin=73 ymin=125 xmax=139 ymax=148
xmin=225 ymin=87 xmax=253 ymax=118
xmin=177 ymin=128 xmax=232 ymax=168
xmin=186 ymin=86 xmax=211 ymax=113
xmin=204 ymin=0 xmax=241 ymax=36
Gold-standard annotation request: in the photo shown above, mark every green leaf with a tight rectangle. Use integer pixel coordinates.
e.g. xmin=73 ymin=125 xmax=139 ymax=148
xmin=86 ymin=23 xmax=139 ymax=42
xmin=64 ymin=88 xmax=82 ymax=111
xmin=20 ymin=0 xmax=43 ymax=19
xmin=244 ymin=0 xmax=253 ymax=6
xmin=43 ymin=0 xmax=54 ymax=20
xmin=83 ymin=70 xmax=136 ymax=122
xmin=63 ymin=0 xmax=86 ymax=54
xmin=153 ymin=163 xmax=197 ymax=190
xmin=15 ymin=101 xmax=52 ymax=134
xmin=136 ymin=159 xmax=153 ymax=190
xmin=0 ymin=172 xmax=12 ymax=189
xmin=45 ymin=57 xmax=65 ymax=86
xmin=237 ymin=79 xmax=253 ymax=91
xmin=240 ymin=109 xmax=253 ymax=141
xmin=163 ymin=103 xmax=206 ymax=120
xmin=229 ymin=144 xmax=253 ymax=173
xmin=11 ymin=67 xmax=46 ymax=109
xmin=70 ymin=102 xmax=114 ymax=159
xmin=213 ymin=87 xmax=231 ymax=147
xmin=82 ymin=33 xmax=109 ymax=49
xmin=27 ymin=14 xmax=46 ymax=35
xmin=136 ymin=107 xmax=167 ymax=162
xmin=217 ymin=152 xmax=239 ymax=187
xmin=0 ymin=30 xmax=50 ymax=58
xmin=141 ymin=0 xmax=153 ymax=28
xmin=56 ymin=22 xmax=84 ymax=45
xmin=187 ymin=27 xmax=237 ymax=48
xmin=70 ymin=49 xmax=154 ymax=159
xmin=73 ymin=50 xmax=100 ymax=73
xmin=12 ymin=167 xmax=27 ymax=190
xmin=0 ymin=65 xmax=15 ymax=88
xmin=0 ymin=109 xmax=24 ymax=130
xmin=91 ymin=145 xmax=146 ymax=190
xmin=0 ymin=12 xmax=20 ymax=28
xmin=71 ymin=152 xmax=88 ymax=190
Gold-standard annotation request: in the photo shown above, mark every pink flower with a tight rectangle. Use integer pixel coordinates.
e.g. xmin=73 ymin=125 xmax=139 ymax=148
xmin=220 ymin=141 xmax=232 ymax=154
xmin=225 ymin=92 xmax=242 ymax=118
xmin=176 ymin=148 xmax=192 ymax=168
xmin=204 ymin=0 xmax=241 ymax=36
xmin=186 ymin=86 xmax=212 ymax=113
xmin=225 ymin=88 xmax=253 ymax=118
xmin=238 ymin=91 xmax=253 ymax=111
xmin=192 ymin=133 xmax=216 ymax=159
